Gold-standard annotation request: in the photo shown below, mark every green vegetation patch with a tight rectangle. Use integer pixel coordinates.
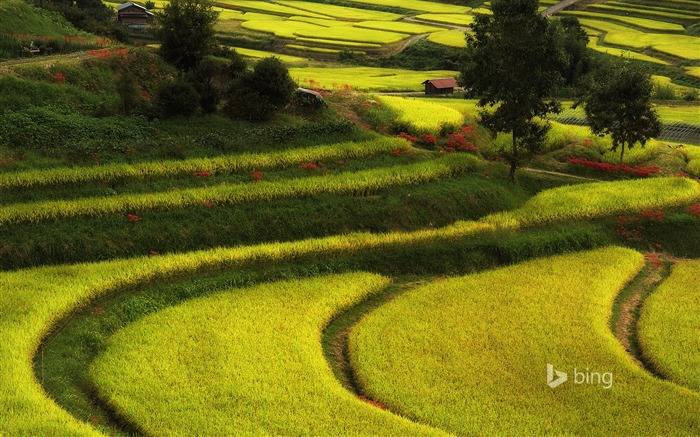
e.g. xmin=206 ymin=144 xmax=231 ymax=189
xmin=350 ymin=247 xmax=700 ymax=435
xmin=638 ymin=259 xmax=700 ymax=391
xmin=89 ymin=273 xmax=444 ymax=436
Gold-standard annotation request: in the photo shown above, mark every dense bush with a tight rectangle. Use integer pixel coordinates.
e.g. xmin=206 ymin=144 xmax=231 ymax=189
xmin=154 ymin=79 xmax=200 ymax=118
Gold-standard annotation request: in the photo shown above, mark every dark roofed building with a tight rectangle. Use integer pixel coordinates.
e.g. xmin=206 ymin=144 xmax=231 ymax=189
xmin=422 ymin=77 xmax=458 ymax=95
xmin=116 ymin=2 xmax=154 ymax=29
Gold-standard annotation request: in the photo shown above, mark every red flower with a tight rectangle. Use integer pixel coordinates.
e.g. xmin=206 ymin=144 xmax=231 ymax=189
xmin=300 ymin=162 xmax=317 ymax=171
xmin=202 ymin=200 xmax=216 ymax=207
xmin=483 ymin=172 xmax=490 ymax=177
xmin=249 ymin=169 xmax=263 ymax=182
xmin=193 ymin=171 xmax=212 ymax=178
xmin=127 ymin=213 xmax=142 ymax=222
xmin=336 ymin=160 xmax=345 ymax=165
xmin=148 ymin=250 xmax=158 ymax=256
xmin=52 ymin=72 xmax=66 ymax=83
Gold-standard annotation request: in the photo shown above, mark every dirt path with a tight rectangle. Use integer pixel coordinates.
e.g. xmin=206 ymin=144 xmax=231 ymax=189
xmin=521 ymin=167 xmax=601 ymax=181
xmin=613 ymin=255 xmax=670 ymax=374
xmin=0 ymin=51 xmax=94 ymax=73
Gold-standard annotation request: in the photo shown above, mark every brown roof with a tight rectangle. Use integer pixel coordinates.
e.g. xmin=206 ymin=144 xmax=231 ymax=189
xmin=422 ymin=78 xmax=457 ymax=89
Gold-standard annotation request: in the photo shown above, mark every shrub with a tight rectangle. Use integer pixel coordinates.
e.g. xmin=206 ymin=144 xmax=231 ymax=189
xmin=225 ymin=86 xmax=276 ymax=122
xmin=154 ymin=79 xmax=200 ymax=118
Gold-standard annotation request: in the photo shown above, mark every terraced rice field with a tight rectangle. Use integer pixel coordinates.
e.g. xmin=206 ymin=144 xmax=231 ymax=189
xmin=639 ymin=259 xmax=700 ymax=391
xmin=350 ymin=248 xmax=700 ymax=435
xmin=288 ymin=66 xmax=457 ymax=91
xmin=378 ymin=96 xmax=465 ymax=134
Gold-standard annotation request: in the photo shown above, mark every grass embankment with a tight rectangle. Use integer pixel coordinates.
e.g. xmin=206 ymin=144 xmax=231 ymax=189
xmin=350 ymin=247 xmax=700 ymax=435
xmin=638 ymin=259 xmax=700 ymax=391
xmin=0 ymin=153 xmax=477 ymax=225
xmin=484 ymin=177 xmax=700 ymax=226
xmin=0 ymin=0 xmax=86 ymax=37
xmin=0 ymin=138 xmax=411 ymax=190
xmin=89 ymin=274 xmax=445 ymax=436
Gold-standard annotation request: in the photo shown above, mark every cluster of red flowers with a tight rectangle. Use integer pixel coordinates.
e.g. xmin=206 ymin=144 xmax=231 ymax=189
xmin=645 ymin=252 xmax=662 ymax=267
xmin=89 ymin=48 xmax=128 ymax=59
xmin=640 ymin=210 xmax=666 ymax=221
xmin=419 ymin=134 xmax=437 ymax=146
xmin=202 ymin=200 xmax=216 ymax=207
xmin=580 ymin=138 xmax=595 ymax=148
xmin=193 ymin=171 xmax=212 ymax=178
xmin=300 ymin=162 xmax=324 ymax=171
xmin=356 ymin=395 xmax=386 ymax=410
xmin=688 ymin=204 xmax=700 ymax=217
xmin=568 ymin=158 xmax=660 ymax=177
xmin=52 ymin=72 xmax=66 ymax=83
xmin=391 ymin=148 xmax=412 ymax=156
xmin=396 ymin=132 xmax=418 ymax=143
xmin=617 ymin=210 xmax=665 ymax=243
xmin=249 ymin=169 xmax=263 ymax=182
xmin=127 ymin=213 xmax=142 ymax=222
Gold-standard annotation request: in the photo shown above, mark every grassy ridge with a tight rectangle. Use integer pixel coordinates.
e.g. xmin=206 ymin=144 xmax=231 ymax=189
xmin=638 ymin=259 xmax=700 ymax=391
xmin=0 ymin=153 xmax=477 ymax=225
xmin=485 ymin=177 xmax=700 ymax=226
xmin=89 ymin=273 xmax=444 ymax=436
xmin=0 ymin=138 xmax=412 ymax=190
xmin=350 ymin=247 xmax=700 ymax=435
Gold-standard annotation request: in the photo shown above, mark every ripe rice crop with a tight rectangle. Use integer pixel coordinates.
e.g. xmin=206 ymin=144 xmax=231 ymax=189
xmin=241 ymin=19 xmax=326 ymax=39
xmin=216 ymin=0 xmax=329 ymax=18
xmin=275 ymin=0 xmax=402 ymax=21
xmin=427 ymin=30 xmax=467 ymax=48
xmin=89 ymin=273 xmax=444 ymax=436
xmin=0 ymin=222 xmax=494 ymax=435
xmin=340 ymin=0 xmax=470 ymax=14
xmin=293 ymin=26 xmax=410 ymax=44
xmin=638 ymin=259 xmax=700 ymax=392
xmin=232 ymin=47 xmax=306 ymax=63
xmin=586 ymin=34 xmax=668 ymax=65
xmin=350 ymin=247 xmax=700 ymax=435
xmin=288 ymin=67 xmax=458 ymax=91
xmin=0 ymin=139 xmax=411 ymax=190
xmin=294 ymin=37 xmax=381 ymax=48
xmin=287 ymin=44 xmax=352 ymax=54
xmin=685 ymin=66 xmax=700 ymax=78
xmin=415 ymin=13 xmax=474 ymax=26
xmin=602 ymin=32 xmax=700 ymax=60
xmin=685 ymin=146 xmax=700 ymax=177
xmin=586 ymin=3 xmax=699 ymax=21
xmin=378 ymin=96 xmax=465 ymax=134
xmin=484 ymin=177 xmax=700 ymax=226
xmin=561 ymin=11 xmax=685 ymax=32
xmin=288 ymin=16 xmax=353 ymax=27
xmin=353 ymin=21 xmax=442 ymax=35
xmin=0 ymin=154 xmax=478 ymax=225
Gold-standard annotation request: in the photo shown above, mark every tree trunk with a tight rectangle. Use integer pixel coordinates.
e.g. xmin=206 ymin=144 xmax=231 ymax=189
xmin=510 ymin=131 xmax=518 ymax=183
xmin=618 ymin=143 xmax=626 ymax=176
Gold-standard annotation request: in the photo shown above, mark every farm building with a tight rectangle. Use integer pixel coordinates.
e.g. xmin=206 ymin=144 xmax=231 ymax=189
xmin=422 ymin=78 xmax=458 ymax=95
xmin=116 ymin=2 xmax=154 ymax=29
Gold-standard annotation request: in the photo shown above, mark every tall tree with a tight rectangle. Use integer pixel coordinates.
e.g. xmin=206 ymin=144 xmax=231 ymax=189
xmin=577 ymin=58 xmax=661 ymax=173
xmin=154 ymin=0 xmax=218 ymax=71
xmin=460 ymin=0 xmax=565 ymax=181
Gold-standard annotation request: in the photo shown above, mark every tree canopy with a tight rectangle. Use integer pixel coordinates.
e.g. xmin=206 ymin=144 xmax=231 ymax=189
xmin=577 ymin=58 xmax=661 ymax=172
xmin=154 ymin=0 xmax=218 ymax=71
xmin=460 ymin=0 xmax=565 ymax=181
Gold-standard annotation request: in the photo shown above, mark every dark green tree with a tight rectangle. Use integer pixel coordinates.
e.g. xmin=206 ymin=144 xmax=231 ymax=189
xmin=153 ymin=0 xmax=218 ymax=71
xmin=576 ymin=58 xmax=661 ymax=173
xmin=555 ymin=16 xmax=591 ymax=87
xmin=244 ymin=57 xmax=297 ymax=108
xmin=460 ymin=0 xmax=565 ymax=181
